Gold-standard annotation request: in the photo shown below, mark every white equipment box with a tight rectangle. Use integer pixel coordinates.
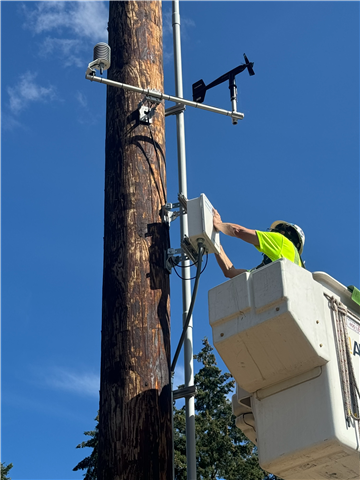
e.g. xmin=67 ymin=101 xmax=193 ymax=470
xmin=187 ymin=194 xmax=220 ymax=256
xmin=209 ymin=259 xmax=360 ymax=480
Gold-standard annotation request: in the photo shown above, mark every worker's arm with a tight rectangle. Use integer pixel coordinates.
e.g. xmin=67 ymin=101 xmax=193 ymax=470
xmin=213 ymin=209 xmax=259 ymax=246
xmin=215 ymin=245 xmax=248 ymax=279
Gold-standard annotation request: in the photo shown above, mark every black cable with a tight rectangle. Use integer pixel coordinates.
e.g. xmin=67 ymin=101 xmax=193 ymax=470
xmin=201 ymin=253 xmax=208 ymax=273
xmin=171 ymin=244 xmax=205 ymax=373
xmin=173 ymin=260 xmax=198 ymax=269
xmin=172 ymin=267 xmax=195 ymax=281
xmin=147 ymin=123 xmax=167 ymax=203
xmin=242 ymin=413 xmax=256 ymax=433
xmin=171 ymin=253 xmax=208 ymax=280
xmin=172 ymin=252 xmax=207 ymax=269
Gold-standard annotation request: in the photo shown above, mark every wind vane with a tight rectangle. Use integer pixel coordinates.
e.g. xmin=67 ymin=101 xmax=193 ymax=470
xmin=192 ymin=53 xmax=255 ymax=124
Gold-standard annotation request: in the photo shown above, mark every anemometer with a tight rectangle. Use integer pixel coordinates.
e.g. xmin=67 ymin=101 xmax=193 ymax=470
xmin=192 ymin=53 xmax=255 ymax=125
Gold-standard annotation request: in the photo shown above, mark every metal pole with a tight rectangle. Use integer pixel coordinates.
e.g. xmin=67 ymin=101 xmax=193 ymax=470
xmin=229 ymin=73 xmax=238 ymax=125
xmin=172 ymin=2 xmax=197 ymax=479
xmin=85 ymin=74 xmax=244 ymax=121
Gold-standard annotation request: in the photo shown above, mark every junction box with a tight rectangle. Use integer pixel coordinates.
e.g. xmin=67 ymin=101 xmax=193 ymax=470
xmin=187 ymin=193 xmax=220 ymax=256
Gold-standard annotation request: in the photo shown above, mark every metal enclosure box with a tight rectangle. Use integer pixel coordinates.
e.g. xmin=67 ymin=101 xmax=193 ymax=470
xmin=209 ymin=259 xmax=360 ymax=479
xmin=187 ymin=193 xmax=220 ymax=255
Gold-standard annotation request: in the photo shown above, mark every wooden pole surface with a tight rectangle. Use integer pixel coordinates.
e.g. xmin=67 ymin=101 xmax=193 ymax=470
xmin=98 ymin=2 xmax=172 ymax=479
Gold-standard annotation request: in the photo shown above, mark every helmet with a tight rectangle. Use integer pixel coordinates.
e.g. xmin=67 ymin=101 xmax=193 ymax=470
xmin=270 ymin=220 xmax=305 ymax=255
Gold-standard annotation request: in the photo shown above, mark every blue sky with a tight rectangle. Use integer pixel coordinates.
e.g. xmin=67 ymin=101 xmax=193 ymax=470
xmin=1 ymin=1 xmax=359 ymax=479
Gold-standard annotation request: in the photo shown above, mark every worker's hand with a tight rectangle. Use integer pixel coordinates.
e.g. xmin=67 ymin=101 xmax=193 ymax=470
xmin=213 ymin=208 xmax=222 ymax=232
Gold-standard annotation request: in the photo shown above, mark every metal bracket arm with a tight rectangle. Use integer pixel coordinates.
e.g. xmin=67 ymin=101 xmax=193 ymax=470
xmin=165 ymin=103 xmax=186 ymax=117
xmin=178 ymin=193 xmax=188 ymax=213
xmin=161 ymin=202 xmax=182 ymax=224
xmin=173 ymin=385 xmax=196 ymax=400
xmin=138 ymin=104 xmax=156 ymax=124
xmin=165 ymin=247 xmax=187 ymax=273
xmin=138 ymin=92 xmax=162 ymax=124
xmin=181 ymin=236 xmax=199 ymax=264
xmin=85 ymin=73 xmax=245 ymax=122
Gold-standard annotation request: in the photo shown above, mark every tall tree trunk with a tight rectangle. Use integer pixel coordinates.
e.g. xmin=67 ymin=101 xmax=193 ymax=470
xmin=98 ymin=2 xmax=171 ymax=479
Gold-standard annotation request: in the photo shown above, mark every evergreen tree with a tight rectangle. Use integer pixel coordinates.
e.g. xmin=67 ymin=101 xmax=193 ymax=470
xmin=73 ymin=414 xmax=98 ymax=480
xmin=173 ymin=338 xmax=276 ymax=480
xmin=1 ymin=462 xmax=13 ymax=480
xmin=74 ymin=340 xmax=281 ymax=479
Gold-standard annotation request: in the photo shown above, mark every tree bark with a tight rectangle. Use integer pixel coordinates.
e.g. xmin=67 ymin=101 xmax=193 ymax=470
xmin=98 ymin=2 xmax=171 ymax=479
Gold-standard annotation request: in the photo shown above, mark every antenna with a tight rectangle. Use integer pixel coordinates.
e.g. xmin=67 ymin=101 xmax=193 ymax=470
xmin=192 ymin=53 xmax=255 ymax=124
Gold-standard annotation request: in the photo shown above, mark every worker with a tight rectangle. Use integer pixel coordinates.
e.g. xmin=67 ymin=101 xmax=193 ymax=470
xmin=213 ymin=209 xmax=305 ymax=278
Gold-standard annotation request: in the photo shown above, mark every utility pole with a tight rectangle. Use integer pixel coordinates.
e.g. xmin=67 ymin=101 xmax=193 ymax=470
xmin=98 ymin=2 xmax=172 ymax=480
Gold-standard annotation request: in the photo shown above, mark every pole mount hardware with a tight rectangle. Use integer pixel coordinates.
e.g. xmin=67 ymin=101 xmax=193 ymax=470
xmin=138 ymin=104 xmax=156 ymax=124
xmin=85 ymin=73 xmax=245 ymax=122
xmin=161 ymin=194 xmax=187 ymax=224
xmin=138 ymin=90 xmax=163 ymax=125
xmin=165 ymin=247 xmax=188 ymax=273
xmin=145 ymin=90 xmax=163 ymax=105
xmin=173 ymin=385 xmax=197 ymax=400
xmin=178 ymin=193 xmax=188 ymax=213
xmin=181 ymin=235 xmax=199 ymax=264
xmin=165 ymin=103 xmax=186 ymax=117
xmin=161 ymin=202 xmax=182 ymax=225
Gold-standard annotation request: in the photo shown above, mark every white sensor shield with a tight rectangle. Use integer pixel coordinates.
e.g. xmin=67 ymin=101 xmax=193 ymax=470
xmin=187 ymin=193 xmax=221 ymax=255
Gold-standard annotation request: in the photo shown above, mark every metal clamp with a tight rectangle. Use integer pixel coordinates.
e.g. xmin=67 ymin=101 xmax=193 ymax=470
xmin=145 ymin=89 xmax=163 ymax=104
xmin=138 ymin=92 xmax=162 ymax=125
xmin=173 ymin=385 xmax=196 ymax=400
xmin=181 ymin=236 xmax=199 ymax=264
xmin=161 ymin=195 xmax=188 ymax=225
xmin=165 ymin=103 xmax=186 ymax=117
xmin=161 ymin=202 xmax=182 ymax=225
xmin=178 ymin=193 xmax=188 ymax=212
xmin=138 ymin=104 xmax=156 ymax=124
xmin=165 ymin=247 xmax=187 ymax=273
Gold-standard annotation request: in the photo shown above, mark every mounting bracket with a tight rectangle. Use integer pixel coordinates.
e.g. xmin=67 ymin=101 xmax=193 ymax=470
xmin=181 ymin=235 xmax=199 ymax=264
xmin=165 ymin=247 xmax=188 ymax=273
xmin=145 ymin=90 xmax=163 ymax=104
xmin=173 ymin=385 xmax=196 ymax=400
xmin=177 ymin=193 xmax=188 ymax=213
xmin=161 ymin=202 xmax=182 ymax=225
xmin=161 ymin=194 xmax=188 ymax=225
xmin=138 ymin=104 xmax=156 ymax=124
xmin=138 ymin=91 xmax=162 ymax=125
xmin=165 ymin=103 xmax=186 ymax=117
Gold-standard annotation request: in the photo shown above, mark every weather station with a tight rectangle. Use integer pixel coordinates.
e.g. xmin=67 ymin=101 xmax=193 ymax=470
xmin=85 ymin=44 xmax=254 ymax=125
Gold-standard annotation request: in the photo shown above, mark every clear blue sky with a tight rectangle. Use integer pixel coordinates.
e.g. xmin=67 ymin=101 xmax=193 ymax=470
xmin=1 ymin=1 xmax=359 ymax=479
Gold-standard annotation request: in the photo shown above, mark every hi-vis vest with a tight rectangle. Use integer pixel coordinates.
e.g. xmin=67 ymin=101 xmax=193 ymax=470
xmin=253 ymin=231 xmax=304 ymax=270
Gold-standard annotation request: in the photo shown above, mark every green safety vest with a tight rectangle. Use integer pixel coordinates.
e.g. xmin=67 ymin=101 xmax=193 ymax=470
xmin=254 ymin=231 xmax=304 ymax=269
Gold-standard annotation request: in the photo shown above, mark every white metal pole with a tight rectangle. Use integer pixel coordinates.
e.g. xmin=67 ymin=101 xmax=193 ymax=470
xmin=172 ymin=1 xmax=196 ymax=479
xmin=85 ymin=74 xmax=244 ymax=121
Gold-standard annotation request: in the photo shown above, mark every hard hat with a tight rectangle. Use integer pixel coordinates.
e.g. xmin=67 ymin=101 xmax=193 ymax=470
xmin=270 ymin=220 xmax=305 ymax=255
